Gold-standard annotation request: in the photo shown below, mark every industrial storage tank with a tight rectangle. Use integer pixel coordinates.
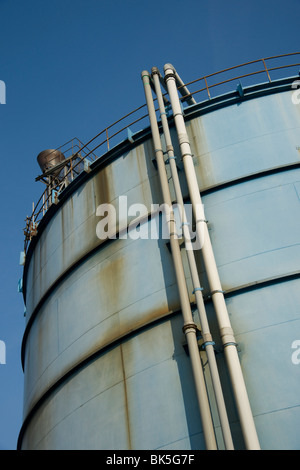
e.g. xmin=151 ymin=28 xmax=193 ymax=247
xmin=18 ymin=54 xmax=300 ymax=450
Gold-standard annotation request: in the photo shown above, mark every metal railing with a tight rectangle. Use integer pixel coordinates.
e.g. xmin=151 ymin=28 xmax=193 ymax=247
xmin=23 ymin=52 xmax=300 ymax=253
xmin=176 ymin=52 xmax=300 ymax=102
xmin=23 ymin=137 xmax=97 ymax=251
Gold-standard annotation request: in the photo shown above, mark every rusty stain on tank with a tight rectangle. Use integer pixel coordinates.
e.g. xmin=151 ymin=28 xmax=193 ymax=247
xmin=94 ymin=166 xmax=114 ymax=208
xmin=135 ymin=146 xmax=149 ymax=204
xmin=187 ymin=117 xmax=216 ymax=190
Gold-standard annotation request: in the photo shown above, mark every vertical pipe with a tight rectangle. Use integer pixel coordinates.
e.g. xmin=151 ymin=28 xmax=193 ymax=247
xmin=141 ymin=70 xmax=217 ymax=450
xmin=164 ymin=63 xmax=260 ymax=451
xmin=152 ymin=67 xmax=234 ymax=450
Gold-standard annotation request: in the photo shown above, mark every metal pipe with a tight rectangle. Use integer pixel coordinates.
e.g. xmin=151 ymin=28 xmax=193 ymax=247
xmin=164 ymin=63 xmax=261 ymax=451
xmin=173 ymin=69 xmax=197 ymax=106
xmin=152 ymin=67 xmax=234 ymax=450
xmin=141 ymin=70 xmax=218 ymax=450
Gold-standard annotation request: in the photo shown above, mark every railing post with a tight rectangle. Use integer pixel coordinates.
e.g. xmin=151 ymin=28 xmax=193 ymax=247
xmin=106 ymin=128 xmax=110 ymax=150
xmin=204 ymin=76 xmax=211 ymax=99
xmin=262 ymin=58 xmax=272 ymax=82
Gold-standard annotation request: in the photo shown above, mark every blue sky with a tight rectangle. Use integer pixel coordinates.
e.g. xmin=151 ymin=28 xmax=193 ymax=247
xmin=0 ymin=0 xmax=299 ymax=450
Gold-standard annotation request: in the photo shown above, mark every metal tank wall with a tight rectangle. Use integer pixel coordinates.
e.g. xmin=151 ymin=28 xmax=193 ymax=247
xmin=19 ymin=79 xmax=300 ymax=450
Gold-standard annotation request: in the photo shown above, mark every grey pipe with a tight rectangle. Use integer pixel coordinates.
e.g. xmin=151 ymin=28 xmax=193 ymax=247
xmin=151 ymin=66 xmax=234 ymax=450
xmin=163 ymin=63 xmax=260 ymax=451
xmin=141 ymin=70 xmax=218 ymax=450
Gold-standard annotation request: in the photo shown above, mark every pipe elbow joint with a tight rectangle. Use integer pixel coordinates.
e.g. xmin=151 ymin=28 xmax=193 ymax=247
xmin=151 ymin=66 xmax=160 ymax=76
xmin=164 ymin=63 xmax=175 ymax=73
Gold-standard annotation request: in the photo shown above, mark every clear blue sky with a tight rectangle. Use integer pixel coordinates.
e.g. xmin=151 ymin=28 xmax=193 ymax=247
xmin=0 ymin=0 xmax=299 ymax=450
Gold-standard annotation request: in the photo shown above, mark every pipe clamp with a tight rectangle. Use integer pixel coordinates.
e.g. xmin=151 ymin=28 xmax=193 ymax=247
xmin=211 ymin=289 xmax=226 ymax=296
xmin=202 ymin=341 xmax=215 ymax=350
xmin=182 ymin=322 xmax=198 ymax=333
xmin=223 ymin=342 xmax=238 ymax=349
xmin=164 ymin=72 xmax=176 ymax=81
xmin=192 ymin=287 xmax=203 ymax=294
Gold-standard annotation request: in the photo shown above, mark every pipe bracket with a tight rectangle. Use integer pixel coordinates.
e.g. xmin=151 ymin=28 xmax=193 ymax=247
xmin=173 ymin=112 xmax=184 ymax=119
xmin=223 ymin=341 xmax=238 ymax=349
xmin=211 ymin=289 xmax=226 ymax=296
xmin=192 ymin=287 xmax=203 ymax=294
xmin=202 ymin=341 xmax=216 ymax=350
xmin=182 ymin=322 xmax=198 ymax=334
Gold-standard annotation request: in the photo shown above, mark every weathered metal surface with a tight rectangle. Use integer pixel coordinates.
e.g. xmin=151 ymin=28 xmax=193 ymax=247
xmin=21 ymin=316 xmax=207 ymax=450
xmin=24 ymin=142 xmax=162 ymax=322
xmin=20 ymin=83 xmax=300 ymax=450
xmin=23 ymin=233 xmax=194 ymax=418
